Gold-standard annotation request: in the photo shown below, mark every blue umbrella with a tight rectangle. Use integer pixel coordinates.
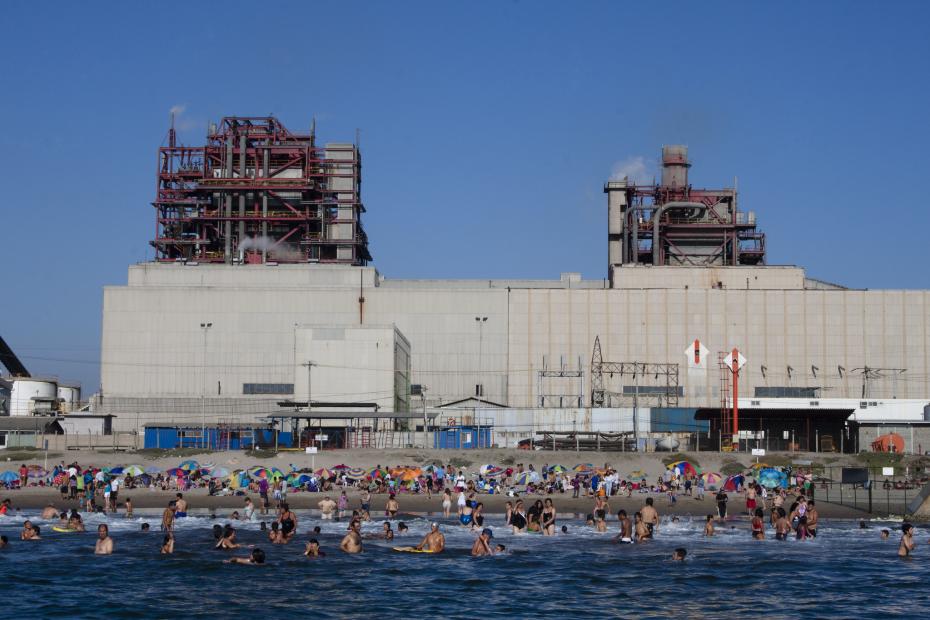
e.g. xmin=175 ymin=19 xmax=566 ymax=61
xmin=0 ymin=471 xmax=20 ymax=484
xmin=758 ymin=468 xmax=788 ymax=489
xmin=145 ymin=466 xmax=161 ymax=474
xmin=109 ymin=467 xmax=125 ymax=475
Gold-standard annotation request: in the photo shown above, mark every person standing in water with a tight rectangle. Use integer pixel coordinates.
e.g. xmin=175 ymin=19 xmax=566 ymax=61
xmin=161 ymin=501 xmax=176 ymax=532
xmin=704 ymin=515 xmax=715 ymax=537
xmin=416 ymin=522 xmax=445 ymax=553
xmin=471 ymin=528 xmax=494 ymax=556
xmin=541 ymin=498 xmax=557 ymax=536
xmin=715 ymin=488 xmax=728 ymax=521
xmin=95 ymin=524 xmax=114 ymax=555
xmin=751 ymin=508 xmax=765 ymax=540
xmin=340 ymin=521 xmax=363 ymax=553
xmin=641 ymin=497 xmax=659 ymax=537
xmin=613 ymin=510 xmax=633 ymax=543
xmin=898 ymin=523 xmax=915 ymax=557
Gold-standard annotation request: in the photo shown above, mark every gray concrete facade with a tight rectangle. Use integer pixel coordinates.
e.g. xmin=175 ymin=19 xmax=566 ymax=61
xmin=99 ymin=262 xmax=930 ymax=431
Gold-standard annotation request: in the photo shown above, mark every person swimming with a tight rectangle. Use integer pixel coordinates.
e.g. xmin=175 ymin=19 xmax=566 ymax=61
xmin=227 ymin=548 xmax=265 ymax=565
xmin=672 ymin=548 xmax=686 ymax=561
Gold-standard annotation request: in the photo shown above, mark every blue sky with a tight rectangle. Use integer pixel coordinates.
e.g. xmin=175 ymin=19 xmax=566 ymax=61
xmin=2 ymin=1 xmax=930 ymax=392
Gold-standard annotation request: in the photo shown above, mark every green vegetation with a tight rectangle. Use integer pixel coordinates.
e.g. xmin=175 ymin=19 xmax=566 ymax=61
xmin=245 ymin=448 xmax=278 ymax=460
xmin=660 ymin=453 xmax=700 ymax=467
xmin=720 ymin=460 xmax=747 ymax=475
xmin=855 ymin=451 xmax=905 ymax=469
xmin=447 ymin=457 xmax=473 ymax=469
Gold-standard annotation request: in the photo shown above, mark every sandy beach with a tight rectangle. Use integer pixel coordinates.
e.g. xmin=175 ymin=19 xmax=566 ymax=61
xmin=0 ymin=447 xmax=871 ymax=518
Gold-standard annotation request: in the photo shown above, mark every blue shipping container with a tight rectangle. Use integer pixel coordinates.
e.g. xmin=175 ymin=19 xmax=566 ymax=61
xmin=433 ymin=426 xmax=492 ymax=449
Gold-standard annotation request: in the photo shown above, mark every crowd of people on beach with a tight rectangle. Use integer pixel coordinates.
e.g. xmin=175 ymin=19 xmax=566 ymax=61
xmin=1 ymin=467 xmax=924 ymax=563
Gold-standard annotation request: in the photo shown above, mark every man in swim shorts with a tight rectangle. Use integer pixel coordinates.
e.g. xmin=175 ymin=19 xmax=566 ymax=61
xmin=318 ymin=496 xmax=337 ymax=519
xmin=613 ymin=510 xmax=633 ymax=543
xmin=416 ymin=522 xmax=445 ymax=553
xmin=175 ymin=493 xmax=188 ymax=518
xmin=641 ymin=497 xmax=659 ymax=537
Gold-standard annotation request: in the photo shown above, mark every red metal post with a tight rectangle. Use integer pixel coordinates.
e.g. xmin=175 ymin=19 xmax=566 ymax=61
xmin=731 ymin=347 xmax=740 ymax=439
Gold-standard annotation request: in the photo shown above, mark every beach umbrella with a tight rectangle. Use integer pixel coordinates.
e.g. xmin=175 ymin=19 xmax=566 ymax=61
xmin=723 ymin=474 xmax=745 ymax=491
xmin=666 ymin=461 xmax=701 ymax=477
xmin=479 ymin=464 xmax=499 ymax=475
xmin=178 ymin=460 xmax=199 ymax=471
xmin=368 ymin=467 xmax=387 ymax=480
xmin=315 ymin=468 xmax=333 ymax=479
xmin=701 ymin=472 xmax=723 ymax=489
xmin=573 ymin=464 xmax=595 ymax=475
xmin=165 ymin=468 xmax=186 ymax=477
xmin=346 ymin=468 xmax=367 ymax=480
xmin=145 ymin=466 xmax=161 ymax=474
xmin=208 ymin=467 xmax=230 ymax=478
xmin=547 ymin=464 xmax=569 ymax=474
xmin=758 ymin=468 xmax=789 ymax=489
xmin=401 ymin=468 xmax=422 ymax=482
xmin=0 ymin=471 xmax=20 ymax=484
xmin=27 ymin=465 xmax=48 ymax=479
xmin=514 ymin=471 xmax=533 ymax=485
xmin=287 ymin=473 xmax=313 ymax=488
xmin=248 ymin=466 xmax=273 ymax=479
xmin=628 ymin=470 xmax=647 ymax=482
xmin=108 ymin=467 xmax=125 ymax=476
xmin=331 ymin=464 xmax=350 ymax=471
xmin=123 ymin=465 xmax=145 ymax=477
xmin=424 ymin=464 xmax=440 ymax=472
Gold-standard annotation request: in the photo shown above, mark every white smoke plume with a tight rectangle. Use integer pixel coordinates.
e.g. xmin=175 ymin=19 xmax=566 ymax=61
xmin=610 ymin=156 xmax=653 ymax=184
xmin=237 ymin=236 xmax=303 ymax=261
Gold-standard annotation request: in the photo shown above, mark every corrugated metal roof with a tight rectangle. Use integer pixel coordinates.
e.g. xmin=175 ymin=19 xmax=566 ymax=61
xmin=0 ymin=416 xmax=62 ymax=432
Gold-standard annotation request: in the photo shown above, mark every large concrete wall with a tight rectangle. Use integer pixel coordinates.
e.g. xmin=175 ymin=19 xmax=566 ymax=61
xmin=100 ymin=263 xmax=930 ymax=429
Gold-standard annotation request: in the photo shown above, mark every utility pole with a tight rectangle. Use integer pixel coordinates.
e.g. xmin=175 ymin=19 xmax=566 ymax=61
xmin=475 ymin=317 xmax=487 ymax=398
xmin=200 ymin=322 xmax=213 ymax=449
xmin=303 ymin=361 xmax=316 ymax=412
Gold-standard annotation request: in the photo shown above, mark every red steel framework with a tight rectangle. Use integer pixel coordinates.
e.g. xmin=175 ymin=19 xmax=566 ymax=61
xmin=605 ymin=146 xmax=765 ymax=274
xmin=153 ymin=116 xmax=371 ymax=265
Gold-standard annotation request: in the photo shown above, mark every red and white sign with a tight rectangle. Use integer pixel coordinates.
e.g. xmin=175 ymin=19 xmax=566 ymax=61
xmin=684 ymin=339 xmax=709 ymax=369
xmin=724 ymin=349 xmax=747 ymax=370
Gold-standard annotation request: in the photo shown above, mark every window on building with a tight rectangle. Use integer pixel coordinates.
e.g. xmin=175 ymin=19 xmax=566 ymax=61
xmin=242 ymin=383 xmax=294 ymax=395
xmin=754 ymin=387 xmax=821 ymax=398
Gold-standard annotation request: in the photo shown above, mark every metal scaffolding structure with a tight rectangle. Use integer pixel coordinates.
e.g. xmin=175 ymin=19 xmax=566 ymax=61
xmin=605 ymin=145 xmax=765 ymax=281
xmin=590 ymin=336 xmax=680 ymax=407
xmin=152 ymin=115 xmax=371 ymax=265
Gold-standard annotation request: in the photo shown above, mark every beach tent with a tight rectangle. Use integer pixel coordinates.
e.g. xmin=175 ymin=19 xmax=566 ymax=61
xmin=666 ymin=461 xmax=701 ymax=477
xmin=723 ymin=474 xmax=745 ymax=491
xmin=701 ymin=472 xmax=723 ymax=490
xmin=178 ymin=460 xmax=199 ymax=471
xmin=0 ymin=471 xmax=20 ymax=484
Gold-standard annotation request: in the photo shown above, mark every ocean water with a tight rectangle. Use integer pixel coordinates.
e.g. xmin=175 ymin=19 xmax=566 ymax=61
xmin=0 ymin=510 xmax=927 ymax=618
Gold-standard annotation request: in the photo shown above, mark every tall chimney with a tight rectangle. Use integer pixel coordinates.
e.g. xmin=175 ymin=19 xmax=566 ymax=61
xmin=661 ymin=145 xmax=690 ymax=188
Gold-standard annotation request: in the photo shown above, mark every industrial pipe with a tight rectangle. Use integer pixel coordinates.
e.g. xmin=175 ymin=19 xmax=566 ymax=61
xmin=651 ymin=202 xmax=706 ymax=265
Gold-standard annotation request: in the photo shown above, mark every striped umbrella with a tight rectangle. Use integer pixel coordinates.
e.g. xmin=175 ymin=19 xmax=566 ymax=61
xmin=122 ymin=465 xmax=145 ymax=477
xmin=573 ymin=464 xmax=595 ymax=475
xmin=514 ymin=471 xmax=533 ymax=485
xmin=547 ymin=464 xmax=569 ymax=474
xmin=315 ymin=468 xmax=333 ymax=479
xmin=178 ymin=460 xmax=200 ymax=471
xmin=667 ymin=461 xmax=701 ymax=477
xmin=346 ymin=468 xmax=367 ymax=480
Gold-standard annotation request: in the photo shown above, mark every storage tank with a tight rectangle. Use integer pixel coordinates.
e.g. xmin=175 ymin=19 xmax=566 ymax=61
xmin=57 ymin=383 xmax=82 ymax=412
xmin=9 ymin=378 xmax=58 ymax=416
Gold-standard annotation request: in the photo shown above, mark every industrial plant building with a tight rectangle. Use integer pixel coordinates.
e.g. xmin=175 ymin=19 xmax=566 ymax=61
xmin=14 ymin=114 xmax=930 ymax=453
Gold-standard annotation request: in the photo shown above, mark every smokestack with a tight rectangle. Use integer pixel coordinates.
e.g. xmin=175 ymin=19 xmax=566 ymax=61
xmin=661 ymin=145 xmax=690 ymax=188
